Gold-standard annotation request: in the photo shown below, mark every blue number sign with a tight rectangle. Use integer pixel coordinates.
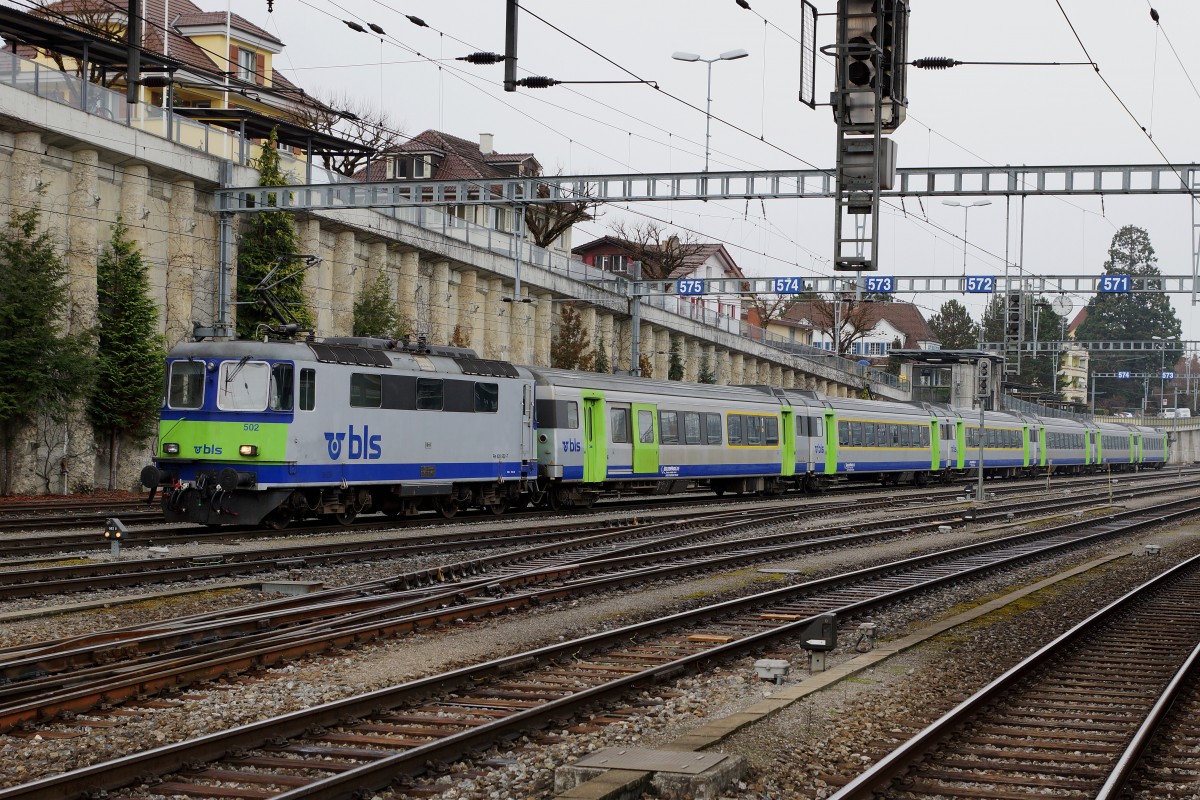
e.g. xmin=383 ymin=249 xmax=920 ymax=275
xmin=1162 ymin=371 xmax=1175 ymax=380
xmin=772 ymin=276 xmax=805 ymax=294
xmin=864 ymin=276 xmax=895 ymax=293
xmin=964 ymin=276 xmax=995 ymax=294
xmin=677 ymin=278 xmax=706 ymax=296
xmin=1099 ymin=275 xmax=1131 ymax=293
xmin=1117 ymin=371 xmax=1132 ymax=379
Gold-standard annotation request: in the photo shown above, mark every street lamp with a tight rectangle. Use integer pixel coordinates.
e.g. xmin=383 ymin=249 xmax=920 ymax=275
xmin=942 ymin=200 xmax=992 ymax=281
xmin=671 ymin=49 xmax=749 ymax=172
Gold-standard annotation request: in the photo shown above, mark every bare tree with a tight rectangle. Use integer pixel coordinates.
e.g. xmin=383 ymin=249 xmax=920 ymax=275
xmin=30 ymin=1 xmax=126 ymax=93
xmin=524 ymin=179 xmax=598 ymax=249
xmin=292 ymin=89 xmax=408 ymax=177
xmin=807 ymin=296 xmax=879 ymax=358
xmin=747 ymin=293 xmax=800 ymax=327
xmin=607 ymin=221 xmax=706 ymax=280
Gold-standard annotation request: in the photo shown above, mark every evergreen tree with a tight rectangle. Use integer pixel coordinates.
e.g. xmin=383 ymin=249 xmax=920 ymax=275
xmin=1076 ymin=226 xmax=1183 ymax=410
xmin=593 ymin=340 xmax=609 ymax=374
xmin=928 ymin=299 xmax=980 ymax=349
xmin=550 ymin=304 xmax=591 ymax=369
xmin=352 ymin=273 xmax=407 ymax=338
xmin=236 ymin=128 xmax=314 ymax=338
xmin=0 ymin=208 xmax=95 ymax=494
xmin=638 ymin=353 xmax=654 ymax=378
xmin=87 ymin=219 xmax=167 ymax=489
xmin=668 ymin=339 xmax=684 ymax=381
xmin=698 ymin=356 xmax=717 ymax=384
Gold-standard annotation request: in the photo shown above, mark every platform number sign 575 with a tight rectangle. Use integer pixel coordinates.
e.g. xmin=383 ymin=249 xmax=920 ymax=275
xmin=677 ymin=278 xmax=706 ymax=296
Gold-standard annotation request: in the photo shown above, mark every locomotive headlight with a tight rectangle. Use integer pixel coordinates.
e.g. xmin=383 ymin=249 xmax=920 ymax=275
xmin=239 ymin=444 xmax=259 ymax=457
xmin=163 ymin=443 xmax=180 ymax=455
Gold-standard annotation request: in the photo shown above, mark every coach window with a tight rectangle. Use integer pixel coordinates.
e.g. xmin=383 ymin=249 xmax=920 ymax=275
xmin=850 ymin=422 xmax=863 ymax=447
xmin=728 ymin=414 xmax=743 ymax=446
xmin=684 ymin=412 xmax=702 ymax=445
xmin=887 ymin=424 xmax=899 ymax=446
xmin=765 ymin=417 xmax=779 ymax=447
xmin=611 ymin=408 xmax=630 ymax=443
xmin=167 ymin=360 xmax=205 ymax=409
xmin=862 ymin=423 xmax=875 ymax=447
xmin=416 ymin=378 xmax=443 ymax=410
xmin=838 ymin=421 xmax=850 ymax=446
xmin=746 ymin=416 xmax=764 ymax=445
xmin=350 ymin=373 xmax=383 ymax=408
xmin=218 ymin=360 xmax=271 ymax=410
xmin=638 ymin=409 xmax=655 ymax=443
xmin=706 ymin=413 xmax=723 ymax=445
xmin=899 ymin=426 xmax=911 ymax=447
xmin=920 ymin=427 xmax=930 ymax=446
xmin=659 ymin=411 xmax=680 ymax=444
xmin=566 ymin=401 xmax=579 ymax=429
xmin=299 ymin=368 xmax=316 ymax=411
xmin=474 ymin=382 xmax=499 ymax=413
xmin=269 ymin=363 xmax=294 ymax=411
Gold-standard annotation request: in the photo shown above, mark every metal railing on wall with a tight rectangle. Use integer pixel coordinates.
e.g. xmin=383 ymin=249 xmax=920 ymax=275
xmin=2 ymin=50 xmax=905 ymax=391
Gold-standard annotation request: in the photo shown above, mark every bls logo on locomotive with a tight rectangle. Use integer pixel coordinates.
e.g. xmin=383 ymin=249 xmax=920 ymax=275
xmin=324 ymin=425 xmax=382 ymax=460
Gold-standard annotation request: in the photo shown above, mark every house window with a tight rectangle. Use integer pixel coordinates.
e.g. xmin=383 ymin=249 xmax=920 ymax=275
xmin=612 ymin=255 xmax=628 ymax=273
xmin=238 ymin=48 xmax=257 ymax=81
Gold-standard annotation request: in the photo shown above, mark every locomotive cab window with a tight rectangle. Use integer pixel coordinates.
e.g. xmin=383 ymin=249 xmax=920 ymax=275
xmin=167 ymin=360 xmax=205 ymax=409
xmin=417 ymin=378 xmax=443 ymax=410
xmin=269 ymin=363 xmax=294 ymax=411
xmin=218 ymin=359 xmax=271 ymax=411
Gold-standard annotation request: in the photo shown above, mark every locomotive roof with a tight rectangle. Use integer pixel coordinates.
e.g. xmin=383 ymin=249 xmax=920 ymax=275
xmin=166 ymin=340 xmax=530 ymax=379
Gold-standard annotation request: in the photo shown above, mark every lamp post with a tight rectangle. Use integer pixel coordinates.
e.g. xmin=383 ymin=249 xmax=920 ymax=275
xmin=671 ymin=49 xmax=749 ymax=172
xmin=942 ymin=200 xmax=992 ymax=281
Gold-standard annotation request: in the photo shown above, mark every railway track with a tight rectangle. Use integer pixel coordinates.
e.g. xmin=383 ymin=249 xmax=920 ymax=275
xmin=1 ymin=467 xmax=1185 ymax=552
xmin=1 ymin=492 xmax=1196 ymax=800
xmin=831 ymin=551 xmax=1200 ymax=800
xmin=0 ymin=473 xmax=1190 ymax=601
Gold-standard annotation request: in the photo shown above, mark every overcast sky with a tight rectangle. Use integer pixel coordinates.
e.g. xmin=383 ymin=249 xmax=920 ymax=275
xmin=242 ymin=1 xmax=1199 ymax=342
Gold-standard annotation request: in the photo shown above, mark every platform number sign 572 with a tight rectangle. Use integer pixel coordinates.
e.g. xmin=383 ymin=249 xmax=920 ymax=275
xmin=1099 ymin=275 xmax=1131 ymax=293
xmin=677 ymin=278 xmax=706 ymax=296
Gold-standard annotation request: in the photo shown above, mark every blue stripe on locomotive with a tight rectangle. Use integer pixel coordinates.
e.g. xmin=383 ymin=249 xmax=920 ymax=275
xmin=169 ymin=460 xmax=532 ymax=485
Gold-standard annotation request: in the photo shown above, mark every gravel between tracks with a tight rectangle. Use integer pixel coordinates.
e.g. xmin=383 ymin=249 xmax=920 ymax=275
xmin=0 ymin=488 xmax=1193 ymax=799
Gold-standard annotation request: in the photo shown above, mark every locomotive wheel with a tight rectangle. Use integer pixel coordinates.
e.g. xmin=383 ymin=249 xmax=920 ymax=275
xmin=263 ymin=512 xmax=290 ymax=530
xmin=335 ymin=508 xmax=357 ymax=525
xmin=486 ymin=501 xmax=506 ymax=516
xmin=437 ymin=498 xmax=460 ymax=519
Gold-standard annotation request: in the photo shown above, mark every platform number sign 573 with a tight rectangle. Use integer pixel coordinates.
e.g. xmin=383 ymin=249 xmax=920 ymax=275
xmin=863 ymin=276 xmax=895 ymax=294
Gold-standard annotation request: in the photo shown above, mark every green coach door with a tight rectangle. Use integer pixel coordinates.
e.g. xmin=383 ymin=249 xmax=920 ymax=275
xmin=823 ymin=409 xmax=837 ymax=475
xmin=780 ymin=407 xmax=796 ymax=478
xmin=582 ymin=391 xmax=607 ymax=483
xmin=631 ymin=403 xmax=659 ymax=475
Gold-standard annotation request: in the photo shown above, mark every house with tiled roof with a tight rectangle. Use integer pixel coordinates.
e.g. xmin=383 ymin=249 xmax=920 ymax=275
xmin=1061 ymin=308 xmax=1091 ymax=405
xmin=776 ymin=299 xmax=939 ymax=362
xmin=360 ymin=130 xmax=576 ymax=254
xmin=572 ymin=236 xmax=745 ymax=325
xmin=15 ymin=0 xmax=318 ymax=124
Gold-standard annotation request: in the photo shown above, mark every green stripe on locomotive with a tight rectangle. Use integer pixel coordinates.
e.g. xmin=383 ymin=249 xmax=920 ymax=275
xmin=157 ymin=420 xmax=290 ymax=461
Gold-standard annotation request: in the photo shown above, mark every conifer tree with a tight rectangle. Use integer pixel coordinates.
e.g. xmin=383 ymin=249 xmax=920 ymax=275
xmin=352 ymin=273 xmax=407 ymax=338
xmin=237 ymin=128 xmax=314 ymax=338
xmin=0 ymin=207 xmax=95 ymax=494
xmin=88 ymin=219 xmax=166 ymax=488
xmin=668 ymin=339 xmax=684 ymax=381
xmin=593 ymin=340 xmax=609 ymax=374
xmin=551 ymin=304 xmax=592 ymax=369
xmin=698 ymin=356 xmax=716 ymax=384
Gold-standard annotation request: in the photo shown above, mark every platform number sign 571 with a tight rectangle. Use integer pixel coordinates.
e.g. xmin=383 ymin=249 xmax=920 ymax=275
xmin=676 ymin=278 xmax=706 ymax=296
xmin=1099 ymin=275 xmax=1131 ymax=293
